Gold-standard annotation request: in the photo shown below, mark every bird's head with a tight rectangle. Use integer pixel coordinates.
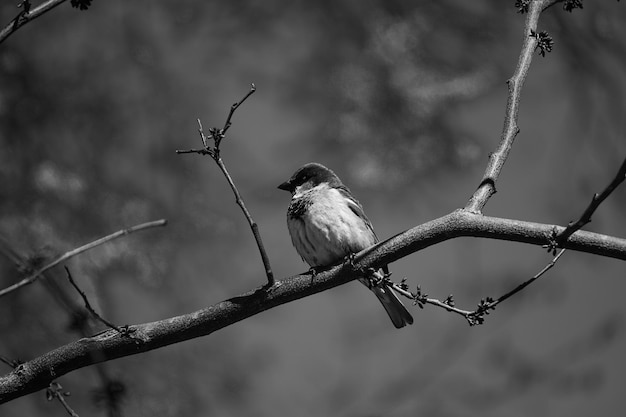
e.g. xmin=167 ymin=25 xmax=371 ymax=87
xmin=278 ymin=163 xmax=343 ymax=194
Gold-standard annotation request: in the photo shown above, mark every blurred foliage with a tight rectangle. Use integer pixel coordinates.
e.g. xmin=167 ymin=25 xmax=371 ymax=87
xmin=1 ymin=1 xmax=626 ymax=416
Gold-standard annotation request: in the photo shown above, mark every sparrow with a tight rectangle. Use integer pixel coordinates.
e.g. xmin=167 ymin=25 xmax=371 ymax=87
xmin=278 ymin=162 xmax=413 ymax=328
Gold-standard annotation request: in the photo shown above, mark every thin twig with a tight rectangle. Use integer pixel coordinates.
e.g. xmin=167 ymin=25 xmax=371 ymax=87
xmin=214 ymin=157 xmax=275 ymax=286
xmin=0 ymin=0 xmax=67 ymax=45
xmin=46 ymin=381 xmax=79 ymax=417
xmin=175 ymin=84 xmax=256 ymax=157
xmin=554 ymin=157 xmax=626 ymax=246
xmin=176 ymin=84 xmax=276 ymax=287
xmin=0 ymin=219 xmax=167 ymax=298
xmin=197 ymin=118 xmax=209 ymax=149
xmin=465 ymin=0 xmax=554 ymax=213
xmin=175 ymin=119 xmax=212 ymax=155
xmin=462 ymin=248 xmax=566 ymax=325
xmin=0 ymin=356 xmax=18 ymax=368
xmin=481 ymin=248 xmax=566 ymax=310
xmin=390 ymin=282 xmax=475 ymax=318
xmin=64 ymin=266 xmax=126 ymax=334
xmin=389 ymin=248 xmax=566 ymax=325
xmin=222 ymin=84 xmax=256 ymax=136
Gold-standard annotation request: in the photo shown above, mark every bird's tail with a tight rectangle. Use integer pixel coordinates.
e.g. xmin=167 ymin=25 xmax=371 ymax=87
xmin=357 ymin=267 xmax=413 ymax=328
xmin=370 ymin=284 xmax=414 ymax=328
xmin=360 ymin=273 xmax=413 ymax=328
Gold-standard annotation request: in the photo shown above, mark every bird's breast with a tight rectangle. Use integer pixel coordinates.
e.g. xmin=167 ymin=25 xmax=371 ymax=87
xmin=287 ymin=185 xmax=376 ymax=267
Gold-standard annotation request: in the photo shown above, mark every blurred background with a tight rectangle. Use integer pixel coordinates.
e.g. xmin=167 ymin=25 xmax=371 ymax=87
xmin=1 ymin=0 xmax=626 ymax=416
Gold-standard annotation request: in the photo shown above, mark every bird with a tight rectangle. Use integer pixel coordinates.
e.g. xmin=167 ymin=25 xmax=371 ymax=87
xmin=278 ymin=162 xmax=413 ymax=328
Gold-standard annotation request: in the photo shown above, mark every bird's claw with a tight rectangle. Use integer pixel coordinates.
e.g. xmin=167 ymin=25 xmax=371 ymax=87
xmin=343 ymin=253 xmax=358 ymax=268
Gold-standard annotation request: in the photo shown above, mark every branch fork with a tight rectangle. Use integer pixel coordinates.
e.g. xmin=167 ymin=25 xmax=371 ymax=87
xmin=176 ymin=83 xmax=256 ymax=160
xmin=176 ymin=83 xmax=276 ymax=288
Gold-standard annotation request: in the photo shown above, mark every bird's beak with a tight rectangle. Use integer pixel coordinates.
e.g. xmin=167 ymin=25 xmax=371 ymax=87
xmin=277 ymin=180 xmax=293 ymax=192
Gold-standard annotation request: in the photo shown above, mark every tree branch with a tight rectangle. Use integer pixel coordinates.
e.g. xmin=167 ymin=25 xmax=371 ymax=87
xmin=390 ymin=247 xmax=566 ymax=325
xmin=0 ymin=237 xmax=127 ymax=413
xmin=1 ymin=210 xmax=624 ymax=403
xmin=176 ymin=84 xmax=276 ymax=287
xmin=45 ymin=381 xmax=79 ymax=417
xmin=214 ymin=155 xmax=275 ymax=287
xmin=554 ymin=157 xmax=626 ymax=246
xmin=0 ymin=0 xmax=67 ymax=45
xmin=0 ymin=219 xmax=167 ymax=298
xmin=389 ymin=151 xmax=625 ymax=324
xmin=64 ymin=267 xmax=128 ymax=335
xmin=465 ymin=0 xmax=554 ymax=213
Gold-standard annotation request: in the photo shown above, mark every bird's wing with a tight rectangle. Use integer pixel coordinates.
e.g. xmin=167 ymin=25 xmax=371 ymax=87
xmin=337 ymin=185 xmax=390 ymax=274
xmin=336 ymin=186 xmax=378 ymax=242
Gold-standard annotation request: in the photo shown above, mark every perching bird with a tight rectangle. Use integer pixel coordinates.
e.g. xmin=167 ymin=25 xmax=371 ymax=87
xmin=278 ymin=162 xmax=413 ymax=328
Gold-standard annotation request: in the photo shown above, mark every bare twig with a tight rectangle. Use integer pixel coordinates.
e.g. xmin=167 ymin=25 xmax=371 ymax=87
xmin=0 ymin=0 xmax=67 ymax=45
xmin=390 ymin=281 xmax=476 ymax=320
xmin=389 ymin=248 xmax=566 ymax=325
xmin=213 ymin=157 xmax=275 ymax=287
xmin=0 ymin=219 xmax=167 ymax=298
xmin=176 ymin=84 xmax=276 ymax=287
xmin=64 ymin=267 xmax=127 ymax=334
xmin=0 ymin=356 xmax=19 ymax=369
xmin=175 ymin=84 xmax=257 ymax=157
xmin=222 ymin=85 xmax=256 ymax=136
xmin=477 ymin=248 xmax=566 ymax=312
xmin=175 ymin=119 xmax=213 ymax=156
xmin=46 ymin=381 xmax=79 ymax=417
xmin=554 ymin=157 xmax=626 ymax=247
xmin=465 ymin=0 xmax=554 ymax=213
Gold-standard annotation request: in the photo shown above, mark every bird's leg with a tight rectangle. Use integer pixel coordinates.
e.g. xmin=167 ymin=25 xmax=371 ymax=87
xmin=342 ymin=253 xmax=389 ymax=288
xmin=370 ymin=268 xmax=386 ymax=287
xmin=361 ymin=267 xmax=386 ymax=289
xmin=308 ymin=266 xmax=318 ymax=284
xmin=343 ymin=252 xmax=358 ymax=269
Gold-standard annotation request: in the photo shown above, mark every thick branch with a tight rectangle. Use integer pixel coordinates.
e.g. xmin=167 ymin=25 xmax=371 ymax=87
xmin=1 ymin=210 xmax=624 ymax=403
xmin=465 ymin=0 xmax=553 ymax=213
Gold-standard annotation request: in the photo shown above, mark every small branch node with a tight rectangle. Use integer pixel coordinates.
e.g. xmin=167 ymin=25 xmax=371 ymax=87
xmin=515 ymin=0 xmax=530 ymax=13
xmin=563 ymin=0 xmax=583 ymax=12
xmin=542 ymin=226 xmax=559 ymax=255
xmin=46 ymin=381 xmax=79 ymax=417
xmin=530 ymin=29 xmax=554 ymax=57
